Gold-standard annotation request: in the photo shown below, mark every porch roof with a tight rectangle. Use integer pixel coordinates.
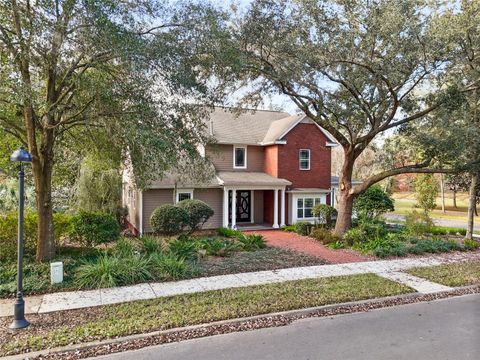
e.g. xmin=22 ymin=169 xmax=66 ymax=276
xmin=217 ymin=171 xmax=292 ymax=187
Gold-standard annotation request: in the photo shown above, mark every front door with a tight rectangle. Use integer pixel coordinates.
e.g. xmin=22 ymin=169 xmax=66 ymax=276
xmin=229 ymin=190 xmax=251 ymax=223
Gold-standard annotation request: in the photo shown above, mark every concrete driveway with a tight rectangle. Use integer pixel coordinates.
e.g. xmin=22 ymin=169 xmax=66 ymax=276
xmin=94 ymin=293 xmax=480 ymax=360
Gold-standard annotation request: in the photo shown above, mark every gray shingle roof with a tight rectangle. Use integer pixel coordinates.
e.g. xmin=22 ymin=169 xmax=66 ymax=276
xmin=217 ymin=171 xmax=292 ymax=187
xmin=206 ymin=107 xmax=295 ymax=145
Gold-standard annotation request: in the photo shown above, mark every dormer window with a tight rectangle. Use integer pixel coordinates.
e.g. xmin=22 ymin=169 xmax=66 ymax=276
xmin=234 ymin=146 xmax=247 ymax=169
xmin=299 ymin=149 xmax=310 ymax=170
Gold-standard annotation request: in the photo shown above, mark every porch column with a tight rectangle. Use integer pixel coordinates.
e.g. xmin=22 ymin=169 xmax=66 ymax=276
xmin=280 ymin=188 xmax=286 ymax=227
xmin=273 ymin=189 xmax=279 ymax=229
xmin=231 ymin=189 xmax=237 ymax=229
xmin=223 ymin=188 xmax=229 ymax=227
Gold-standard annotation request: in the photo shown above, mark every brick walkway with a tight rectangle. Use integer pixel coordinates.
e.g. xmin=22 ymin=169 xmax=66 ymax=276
xmin=245 ymin=230 xmax=371 ymax=264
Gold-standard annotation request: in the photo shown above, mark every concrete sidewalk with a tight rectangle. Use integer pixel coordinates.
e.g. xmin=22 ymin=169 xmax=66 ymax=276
xmin=1 ymin=253 xmax=478 ymax=317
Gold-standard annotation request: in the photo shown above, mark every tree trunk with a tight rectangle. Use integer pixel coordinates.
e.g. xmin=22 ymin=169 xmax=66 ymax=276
xmin=465 ymin=172 xmax=478 ymax=240
xmin=333 ymin=149 xmax=355 ymax=237
xmin=453 ymin=190 xmax=457 ymax=208
xmin=440 ymin=174 xmax=445 ymax=213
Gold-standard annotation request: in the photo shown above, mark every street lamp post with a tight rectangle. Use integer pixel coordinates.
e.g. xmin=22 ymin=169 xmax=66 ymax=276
xmin=9 ymin=147 xmax=32 ymax=330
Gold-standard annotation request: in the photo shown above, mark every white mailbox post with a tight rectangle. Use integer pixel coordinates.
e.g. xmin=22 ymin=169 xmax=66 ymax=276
xmin=50 ymin=262 xmax=63 ymax=284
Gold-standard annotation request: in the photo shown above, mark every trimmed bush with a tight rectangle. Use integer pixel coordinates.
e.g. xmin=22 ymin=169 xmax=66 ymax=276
xmin=310 ymin=227 xmax=341 ymax=244
xmin=177 ymin=199 xmax=214 ymax=234
xmin=69 ymin=211 xmax=120 ymax=247
xmin=312 ymin=204 xmax=337 ymax=228
xmin=353 ymin=185 xmax=394 ymax=220
xmin=294 ymin=221 xmax=310 ymax=236
xmin=150 ymin=204 xmax=188 ymax=236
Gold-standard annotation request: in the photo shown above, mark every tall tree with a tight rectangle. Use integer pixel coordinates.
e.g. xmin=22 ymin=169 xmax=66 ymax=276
xmin=218 ymin=0 xmax=465 ymax=235
xmin=0 ymin=1 xmax=222 ymax=260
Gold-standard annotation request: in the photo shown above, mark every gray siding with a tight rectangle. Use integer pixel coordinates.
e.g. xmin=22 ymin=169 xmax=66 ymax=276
xmin=253 ymin=190 xmax=264 ymax=224
xmin=206 ymin=144 xmax=264 ymax=172
xmin=142 ymin=189 xmax=174 ymax=233
xmin=194 ymin=188 xmax=224 ymax=229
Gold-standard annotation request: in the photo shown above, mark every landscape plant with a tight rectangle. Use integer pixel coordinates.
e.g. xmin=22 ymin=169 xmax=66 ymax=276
xmin=69 ymin=211 xmax=121 ymax=247
xmin=353 ymin=186 xmax=395 ymax=220
xmin=177 ymin=199 xmax=214 ymax=234
xmin=150 ymin=204 xmax=189 ymax=236
xmin=413 ymin=174 xmax=439 ymax=214
xmin=312 ymin=204 xmax=337 ymax=228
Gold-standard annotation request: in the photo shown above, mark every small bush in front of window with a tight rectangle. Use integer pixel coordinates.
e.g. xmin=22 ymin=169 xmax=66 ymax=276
xmin=294 ymin=221 xmax=310 ymax=235
xmin=312 ymin=204 xmax=337 ymax=228
xmin=177 ymin=199 xmax=214 ymax=234
xmin=150 ymin=204 xmax=189 ymax=236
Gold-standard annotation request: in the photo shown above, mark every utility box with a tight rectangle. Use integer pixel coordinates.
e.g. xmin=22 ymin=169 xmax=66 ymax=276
xmin=50 ymin=262 xmax=63 ymax=284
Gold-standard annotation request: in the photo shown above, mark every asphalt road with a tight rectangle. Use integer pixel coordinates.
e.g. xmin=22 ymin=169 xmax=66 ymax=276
xmin=95 ymin=294 xmax=480 ymax=360
xmin=384 ymin=213 xmax=480 ymax=232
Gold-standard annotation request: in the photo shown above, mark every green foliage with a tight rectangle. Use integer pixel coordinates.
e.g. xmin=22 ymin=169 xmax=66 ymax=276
xmin=328 ymin=241 xmax=346 ymax=250
xmin=150 ymin=204 xmax=189 ymax=236
xmin=139 ymin=236 xmax=163 ymax=255
xmin=414 ymin=175 xmax=439 ymax=213
xmin=75 ymin=256 xmax=121 ymax=289
xmin=0 ymin=178 xmax=36 ymax=212
xmin=343 ymin=228 xmax=368 ymax=246
xmin=294 ymin=221 xmax=310 ymax=236
xmin=281 ymin=225 xmax=296 ymax=232
xmin=463 ymin=239 xmax=480 ymax=250
xmin=429 ymin=226 xmax=467 ymax=236
xmin=168 ymin=238 xmax=198 ymax=261
xmin=353 ymin=185 xmax=395 ymax=220
xmin=408 ymin=239 xmax=462 ymax=255
xmin=177 ymin=199 xmax=214 ymax=234
xmin=310 ymin=227 xmax=341 ymax=245
xmin=148 ymin=253 xmax=190 ymax=280
xmin=236 ymin=234 xmax=267 ymax=251
xmin=72 ymin=156 xmax=122 ymax=218
xmin=197 ymin=238 xmax=239 ymax=257
xmin=0 ymin=212 xmax=73 ymax=261
xmin=112 ymin=238 xmax=137 ymax=258
xmin=69 ymin=211 xmax=120 ymax=247
xmin=404 ymin=210 xmax=434 ymax=236
xmin=312 ymin=204 xmax=337 ymax=228
xmin=217 ymin=227 xmax=242 ymax=237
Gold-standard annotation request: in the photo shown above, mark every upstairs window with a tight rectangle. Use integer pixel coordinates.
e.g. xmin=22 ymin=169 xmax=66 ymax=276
xmin=176 ymin=190 xmax=193 ymax=203
xmin=299 ymin=149 xmax=310 ymax=170
xmin=234 ymin=146 xmax=247 ymax=169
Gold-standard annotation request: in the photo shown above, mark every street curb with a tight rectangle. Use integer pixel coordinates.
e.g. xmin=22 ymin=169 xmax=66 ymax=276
xmin=3 ymin=285 xmax=479 ymax=360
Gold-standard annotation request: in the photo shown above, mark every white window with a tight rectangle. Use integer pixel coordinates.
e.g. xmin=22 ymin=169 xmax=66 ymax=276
xmin=299 ymin=149 xmax=310 ymax=170
xmin=176 ymin=189 xmax=193 ymax=203
xmin=233 ymin=146 xmax=247 ymax=169
xmin=297 ymin=197 xmax=323 ymax=219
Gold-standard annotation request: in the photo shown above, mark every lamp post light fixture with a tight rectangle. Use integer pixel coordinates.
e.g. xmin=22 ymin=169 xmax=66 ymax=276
xmin=9 ymin=147 xmax=32 ymax=330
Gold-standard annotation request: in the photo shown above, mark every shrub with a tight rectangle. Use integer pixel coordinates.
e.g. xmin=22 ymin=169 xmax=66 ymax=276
xmin=236 ymin=234 xmax=267 ymax=251
xmin=168 ymin=238 xmax=197 ymax=261
xmin=295 ymin=221 xmax=310 ymax=236
xmin=148 ymin=253 xmax=190 ymax=280
xmin=116 ymin=255 xmax=152 ymax=285
xmin=353 ymin=185 xmax=395 ymax=220
xmin=112 ymin=237 xmax=137 ymax=258
xmin=0 ymin=212 xmax=74 ymax=261
xmin=76 ymin=255 xmax=121 ymax=289
xmin=413 ymin=174 xmax=438 ymax=213
xmin=197 ymin=237 xmax=238 ymax=257
xmin=217 ymin=227 xmax=242 ymax=237
xmin=464 ymin=239 xmax=480 ymax=250
xmin=328 ymin=241 xmax=346 ymax=249
xmin=177 ymin=199 xmax=214 ymax=234
xmin=357 ymin=219 xmax=388 ymax=240
xmin=69 ymin=211 xmax=120 ymax=247
xmin=139 ymin=236 xmax=163 ymax=255
xmin=408 ymin=239 xmax=461 ymax=255
xmin=310 ymin=227 xmax=341 ymax=244
xmin=343 ymin=228 xmax=368 ymax=246
xmin=374 ymin=244 xmax=409 ymax=258
xmin=404 ymin=211 xmax=434 ymax=236
xmin=312 ymin=204 xmax=337 ymax=228
xmin=281 ymin=225 xmax=296 ymax=232
xmin=150 ymin=204 xmax=188 ymax=236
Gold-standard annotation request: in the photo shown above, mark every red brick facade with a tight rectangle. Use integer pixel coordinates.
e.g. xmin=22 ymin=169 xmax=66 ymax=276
xmin=276 ymin=123 xmax=331 ymax=189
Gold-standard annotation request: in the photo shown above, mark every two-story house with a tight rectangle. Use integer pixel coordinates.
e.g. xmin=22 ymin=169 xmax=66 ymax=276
xmin=122 ymin=107 xmax=338 ymax=234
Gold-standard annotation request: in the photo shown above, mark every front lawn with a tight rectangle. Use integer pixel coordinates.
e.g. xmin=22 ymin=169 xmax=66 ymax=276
xmin=406 ymin=261 xmax=480 ymax=287
xmin=0 ymin=231 xmax=325 ymax=298
xmin=0 ymin=273 xmax=413 ymax=356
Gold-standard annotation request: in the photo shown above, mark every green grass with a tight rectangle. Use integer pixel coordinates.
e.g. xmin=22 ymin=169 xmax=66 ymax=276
xmin=407 ymin=261 xmax=480 ymax=287
xmin=0 ymin=273 xmax=413 ymax=356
